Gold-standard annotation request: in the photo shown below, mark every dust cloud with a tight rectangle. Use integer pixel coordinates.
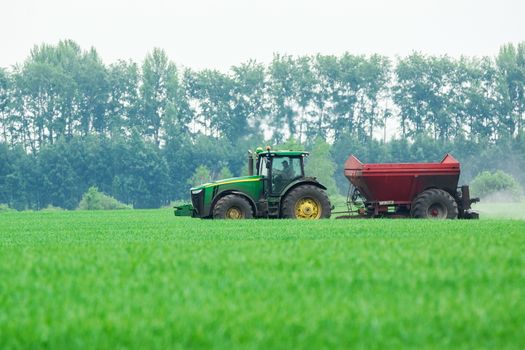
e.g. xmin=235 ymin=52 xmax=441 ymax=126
xmin=473 ymin=191 xmax=525 ymax=220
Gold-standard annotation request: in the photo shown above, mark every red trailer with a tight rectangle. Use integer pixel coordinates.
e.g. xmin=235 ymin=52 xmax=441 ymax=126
xmin=343 ymin=154 xmax=479 ymax=219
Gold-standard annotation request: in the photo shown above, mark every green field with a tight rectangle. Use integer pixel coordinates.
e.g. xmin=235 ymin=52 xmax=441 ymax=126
xmin=1 ymin=209 xmax=524 ymax=349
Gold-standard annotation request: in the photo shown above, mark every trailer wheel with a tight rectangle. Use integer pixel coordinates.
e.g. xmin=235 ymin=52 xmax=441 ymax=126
xmin=213 ymin=194 xmax=253 ymax=219
xmin=411 ymin=189 xmax=458 ymax=219
xmin=282 ymin=185 xmax=331 ymax=219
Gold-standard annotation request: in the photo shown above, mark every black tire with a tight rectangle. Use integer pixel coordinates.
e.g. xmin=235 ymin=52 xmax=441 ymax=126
xmin=281 ymin=185 xmax=331 ymax=219
xmin=411 ymin=189 xmax=458 ymax=219
xmin=212 ymin=194 xmax=254 ymax=219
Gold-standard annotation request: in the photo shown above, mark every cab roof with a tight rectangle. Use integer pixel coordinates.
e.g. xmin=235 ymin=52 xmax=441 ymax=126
xmin=254 ymin=148 xmax=309 ymax=157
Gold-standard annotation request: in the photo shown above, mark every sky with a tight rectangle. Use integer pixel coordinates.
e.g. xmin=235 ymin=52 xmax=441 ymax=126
xmin=1 ymin=0 xmax=524 ymax=71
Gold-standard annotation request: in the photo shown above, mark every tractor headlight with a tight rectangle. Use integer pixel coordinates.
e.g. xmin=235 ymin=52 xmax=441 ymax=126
xmin=191 ymin=189 xmax=203 ymax=195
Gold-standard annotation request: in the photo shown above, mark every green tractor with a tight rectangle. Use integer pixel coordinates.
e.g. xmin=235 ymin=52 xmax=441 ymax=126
xmin=181 ymin=147 xmax=331 ymax=219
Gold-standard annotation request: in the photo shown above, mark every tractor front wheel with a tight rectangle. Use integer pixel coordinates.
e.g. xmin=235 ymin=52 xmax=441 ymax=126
xmin=411 ymin=189 xmax=458 ymax=219
xmin=213 ymin=194 xmax=254 ymax=219
xmin=281 ymin=185 xmax=331 ymax=219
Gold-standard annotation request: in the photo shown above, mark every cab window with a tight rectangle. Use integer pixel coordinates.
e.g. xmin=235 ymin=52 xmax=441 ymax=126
xmin=258 ymin=156 xmax=268 ymax=177
xmin=272 ymin=157 xmax=298 ymax=180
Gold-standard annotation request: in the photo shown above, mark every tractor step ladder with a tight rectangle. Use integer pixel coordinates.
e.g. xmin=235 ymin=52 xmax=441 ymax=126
xmin=267 ymin=196 xmax=281 ymax=218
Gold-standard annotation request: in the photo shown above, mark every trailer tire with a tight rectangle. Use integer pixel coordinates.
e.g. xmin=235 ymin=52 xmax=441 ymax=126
xmin=213 ymin=194 xmax=253 ymax=219
xmin=411 ymin=189 xmax=458 ymax=219
xmin=282 ymin=185 xmax=331 ymax=219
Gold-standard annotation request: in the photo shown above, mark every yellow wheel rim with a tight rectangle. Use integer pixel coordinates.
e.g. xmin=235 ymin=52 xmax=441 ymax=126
xmin=226 ymin=207 xmax=243 ymax=219
xmin=295 ymin=197 xmax=321 ymax=219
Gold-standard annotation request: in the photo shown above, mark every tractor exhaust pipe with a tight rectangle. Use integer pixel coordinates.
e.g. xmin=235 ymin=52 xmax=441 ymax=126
xmin=248 ymin=150 xmax=254 ymax=176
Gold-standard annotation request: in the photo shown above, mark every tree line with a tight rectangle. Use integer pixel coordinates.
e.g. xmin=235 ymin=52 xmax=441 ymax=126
xmin=0 ymin=40 xmax=524 ymax=209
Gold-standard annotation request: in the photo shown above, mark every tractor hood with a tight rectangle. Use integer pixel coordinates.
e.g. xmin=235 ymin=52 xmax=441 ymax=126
xmin=190 ymin=175 xmax=262 ymax=192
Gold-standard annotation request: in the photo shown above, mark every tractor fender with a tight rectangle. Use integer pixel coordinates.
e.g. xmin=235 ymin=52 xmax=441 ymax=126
xmin=210 ymin=190 xmax=258 ymax=217
xmin=280 ymin=179 xmax=328 ymax=202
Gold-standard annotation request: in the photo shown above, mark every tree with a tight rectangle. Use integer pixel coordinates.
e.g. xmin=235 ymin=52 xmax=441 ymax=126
xmin=293 ymin=56 xmax=315 ymax=143
xmin=140 ymin=48 xmax=180 ymax=147
xmin=15 ymin=55 xmax=64 ymax=150
xmin=497 ymin=43 xmax=525 ymax=140
xmin=38 ymin=139 xmax=82 ymax=209
xmin=394 ymin=53 xmax=432 ymax=139
xmin=187 ymin=165 xmax=212 ymax=187
xmin=107 ymin=60 xmax=140 ymax=137
xmin=268 ymin=54 xmax=298 ymax=143
xmin=184 ymin=69 xmax=236 ymax=139
xmin=231 ymin=60 xmax=267 ymax=141
xmin=218 ymin=165 xmax=233 ymax=180
xmin=76 ymin=47 xmax=109 ymax=136
xmin=276 ymin=137 xmax=304 ymax=151
xmin=0 ymin=69 xmax=13 ymax=144
xmin=304 ymin=137 xmax=338 ymax=197
xmin=358 ymin=54 xmax=391 ymax=140
xmin=470 ymin=170 xmax=523 ymax=201
xmin=78 ymin=186 xmax=131 ymax=210
xmin=310 ymin=54 xmax=338 ymax=140
xmin=114 ymin=131 xmax=170 ymax=208
xmin=332 ymin=53 xmax=362 ymax=140
xmin=0 ymin=143 xmax=13 ymax=204
xmin=451 ymin=57 xmax=501 ymax=141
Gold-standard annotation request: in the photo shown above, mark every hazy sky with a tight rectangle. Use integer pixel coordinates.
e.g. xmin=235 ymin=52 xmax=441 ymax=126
xmin=2 ymin=0 xmax=524 ymax=70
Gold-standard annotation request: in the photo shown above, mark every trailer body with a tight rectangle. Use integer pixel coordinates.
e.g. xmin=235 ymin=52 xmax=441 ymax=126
xmin=343 ymin=154 xmax=478 ymax=219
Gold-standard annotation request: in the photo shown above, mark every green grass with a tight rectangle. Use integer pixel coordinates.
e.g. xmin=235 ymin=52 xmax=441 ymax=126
xmin=1 ymin=210 xmax=524 ymax=349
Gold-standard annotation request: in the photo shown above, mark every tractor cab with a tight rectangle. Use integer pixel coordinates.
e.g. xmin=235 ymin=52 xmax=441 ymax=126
xmin=253 ymin=148 xmax=307 ymax=195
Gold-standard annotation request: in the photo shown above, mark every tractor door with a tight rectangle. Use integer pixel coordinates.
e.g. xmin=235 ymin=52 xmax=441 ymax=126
xmin=257 ymin=155 xmax=270 ymax=196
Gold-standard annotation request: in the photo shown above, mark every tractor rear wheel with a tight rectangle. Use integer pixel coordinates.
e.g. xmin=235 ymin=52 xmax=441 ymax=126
xmin=411 ymin=189 xmax=458 ymax=219
xmin=281 ymin=185 xmax=331 ymax=219
xmin=213 ymin=194 xmax=253 ymax=219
